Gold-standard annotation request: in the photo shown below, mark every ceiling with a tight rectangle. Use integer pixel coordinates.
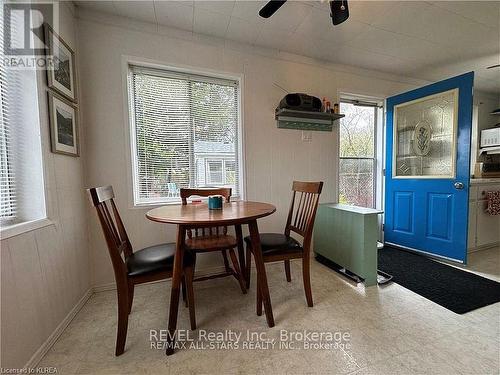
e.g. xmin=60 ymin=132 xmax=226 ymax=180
xmin=75 ymin=1 xmax=500 ymax=94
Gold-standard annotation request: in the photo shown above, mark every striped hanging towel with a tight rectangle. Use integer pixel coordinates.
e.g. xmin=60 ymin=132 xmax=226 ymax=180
xmin=486 ymin=191 xmax=500 ymax=216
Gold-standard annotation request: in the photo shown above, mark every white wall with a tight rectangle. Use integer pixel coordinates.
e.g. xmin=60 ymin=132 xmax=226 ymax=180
xmin=76 ymin=9 xmax=421 ymax=288
xmin=0 ymin=3 xmax=90 ymax=369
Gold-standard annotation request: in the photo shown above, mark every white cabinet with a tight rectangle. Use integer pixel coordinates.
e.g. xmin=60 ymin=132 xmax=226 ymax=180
xmin=477 ymin=201 xmax=500 ymax=247
xmin=468 ymin=180 xmax=500 ymax=252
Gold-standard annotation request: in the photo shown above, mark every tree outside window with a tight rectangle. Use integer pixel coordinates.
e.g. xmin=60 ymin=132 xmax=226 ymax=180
xmin=339 ymin=101 xmax=376 ymax=208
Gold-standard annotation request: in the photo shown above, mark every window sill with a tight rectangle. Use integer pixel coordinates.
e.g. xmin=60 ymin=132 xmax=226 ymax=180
xmin=1 ymin=218 xmax=54 ymax=240
xmin=131 ymin=200 xmax=183 ymax=210
xmin=131 ymin=196 xmax=243 ymax=210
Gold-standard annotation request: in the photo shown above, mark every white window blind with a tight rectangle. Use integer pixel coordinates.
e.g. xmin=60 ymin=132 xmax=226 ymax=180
xmin=0 ymin=4 xmax=16 ymax=222
xmin=0 ymin=6 xmax=46 ymax=228
xmin=128 ymin=65 xmax=241 ymax=205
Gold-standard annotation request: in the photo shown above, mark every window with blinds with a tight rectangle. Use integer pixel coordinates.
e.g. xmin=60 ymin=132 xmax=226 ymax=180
xmin=128 ymin=65 xmax=242 ymax=205
xmin=0 ymin=4 xmax=15 ymax=222
xmin=0 ymin=7 xmax=45 ymax=230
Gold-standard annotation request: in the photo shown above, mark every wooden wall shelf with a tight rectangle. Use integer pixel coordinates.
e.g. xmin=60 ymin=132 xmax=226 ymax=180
xmin=275 ymin=109 xmax=345 ymax=132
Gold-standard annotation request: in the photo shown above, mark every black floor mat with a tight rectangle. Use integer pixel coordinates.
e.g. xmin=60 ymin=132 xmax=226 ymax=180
xmin=378 ymin=246 xmax=500 ymax=314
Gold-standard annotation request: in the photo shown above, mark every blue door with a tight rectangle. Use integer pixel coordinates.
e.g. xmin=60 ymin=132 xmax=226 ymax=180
xmin=384 ymin=72 xmax=473 ymax=263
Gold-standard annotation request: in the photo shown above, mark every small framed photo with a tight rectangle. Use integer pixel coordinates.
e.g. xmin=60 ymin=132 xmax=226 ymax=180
xmin=48 ymin=92 xmax=79 ymax=156
xmin=44 ymin=23 xmax=77 ymax=102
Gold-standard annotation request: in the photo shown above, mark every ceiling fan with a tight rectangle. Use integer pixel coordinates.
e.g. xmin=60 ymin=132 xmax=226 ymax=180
xmin=259 ymin=0 xmax=349 ymax=26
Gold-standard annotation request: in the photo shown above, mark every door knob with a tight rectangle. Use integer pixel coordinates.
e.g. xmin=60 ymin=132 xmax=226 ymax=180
xmin=454 ymin=182 xmax=464 ymax=190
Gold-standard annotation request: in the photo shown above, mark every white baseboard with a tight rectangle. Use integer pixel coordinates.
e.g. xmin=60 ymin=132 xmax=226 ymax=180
xmin=468 ymin=242 xmax=500 ymax=253
xmin=24 ymin=288 xmax=93 ymax=370
xmin=92 ymin=282 xmax=119 ymax=293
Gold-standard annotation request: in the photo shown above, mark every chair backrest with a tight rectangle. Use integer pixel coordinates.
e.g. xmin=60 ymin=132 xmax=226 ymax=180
xmin=284 ymin=181 xmax=324 ymax=246
xmin=180 ymin=187 xmax=232 ymax=238
xmin=87 ymin=186 xmax=132 ymax=281
xmin=180 ymin=188 xmax=232 ymax=204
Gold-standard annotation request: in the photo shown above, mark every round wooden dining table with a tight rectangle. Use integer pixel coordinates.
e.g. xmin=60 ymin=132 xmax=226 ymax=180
xmin=146 ymin=200 xmax=276 ymax=355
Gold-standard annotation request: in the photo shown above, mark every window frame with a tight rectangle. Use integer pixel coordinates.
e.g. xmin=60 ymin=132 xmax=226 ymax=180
xmin=204 ymin=158 xmax=237 ymax=186
xmin=123 ymin=57 xmax=245 ymax=208
xmin=338 ymin=98 xmax=379 ymax=208
xmin=0 ymin=52 xmax=51 ymax=239
xmin=206 ymin=159 xmax=224 ymax=185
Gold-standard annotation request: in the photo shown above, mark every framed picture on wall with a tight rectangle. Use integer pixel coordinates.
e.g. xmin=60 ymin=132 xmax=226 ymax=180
xmin=48 ymin=92 xmax=79 ymax=156
xmin=44 ymin=23 xmax=77 ymax=102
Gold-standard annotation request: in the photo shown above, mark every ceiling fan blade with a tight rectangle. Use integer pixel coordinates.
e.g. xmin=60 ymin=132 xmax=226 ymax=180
xmin=259 ymin=0 xmax=287 ymax=18
xmin=330 ymin=0 xmax=349 ymax=25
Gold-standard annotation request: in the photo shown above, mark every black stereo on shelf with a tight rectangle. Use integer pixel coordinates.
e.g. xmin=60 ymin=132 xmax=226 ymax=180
xmin=277 ymin=93 xmax=322 ymax=112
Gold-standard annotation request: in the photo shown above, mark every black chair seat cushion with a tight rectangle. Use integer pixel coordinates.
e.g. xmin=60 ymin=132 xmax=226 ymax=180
xmin=244 ymin=233 xmax=303 ymax=256
xmin=127 ymin=243 xmax=194 ymax=278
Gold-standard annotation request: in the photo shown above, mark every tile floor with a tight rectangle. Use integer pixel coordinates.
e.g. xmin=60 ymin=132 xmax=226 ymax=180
xmin=38 ymin=247 xmax=500 ymax=374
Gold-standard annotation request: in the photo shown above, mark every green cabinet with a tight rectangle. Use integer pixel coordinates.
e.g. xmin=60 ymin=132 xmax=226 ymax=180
xmin=313 ymin=203 xmax=382 ymax=286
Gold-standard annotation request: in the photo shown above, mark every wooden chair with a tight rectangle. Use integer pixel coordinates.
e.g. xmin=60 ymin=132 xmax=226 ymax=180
xmin=180 ymin=188 xmax=247 ymax=294
xmin=88 ymin=186 xmax=196 ymax=356
xmin=244 ymin=181 xmax=323 ymax=311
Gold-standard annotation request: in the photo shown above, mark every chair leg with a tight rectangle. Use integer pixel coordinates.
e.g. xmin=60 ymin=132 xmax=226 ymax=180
xmin=116 ymin=286 xmax=129 ymax=356
xmin=221 ymin=249 xmax=231 ymax=272
xmin=302 ymin=257 xmax=313 ymax=307
xmin=284 ymin=260 xmax=291 ymax=282
xmin=245 ymin=246 xmax=252 ymax=289
xmin=256 ymin=275 xmax=263 ymax=316
xmin=184 ymin=266 xmax=196 ymax=330
xmin=229 ymin=248 xmax=247 ymax=294
xmin=127 ymin=282 xmax=134 ymax=314
xmin=181 ymin=276 xmax=187 ymax=307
